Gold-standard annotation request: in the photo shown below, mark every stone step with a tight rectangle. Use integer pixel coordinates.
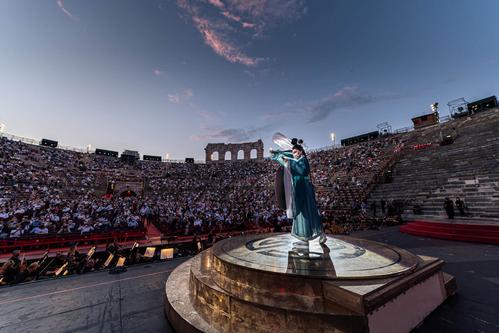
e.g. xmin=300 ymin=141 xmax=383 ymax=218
xmin=403 ymin=214 xmax=499 ymax=223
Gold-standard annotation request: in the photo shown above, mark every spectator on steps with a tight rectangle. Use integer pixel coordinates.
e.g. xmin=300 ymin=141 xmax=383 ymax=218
xmin=412 ymin=203 xmax=422 ymax=215
xmin=386 ymin=201 xmax=395 ymax=216
xmin=455 ymin=197 xmax=465 ymax=216
xmin=380 ymin=199 xmax=386 ymax=215
xmin=444 ymin=198 xmax=455 ymax=219
xmin=370 ymin=201 xmax=377 ymax=217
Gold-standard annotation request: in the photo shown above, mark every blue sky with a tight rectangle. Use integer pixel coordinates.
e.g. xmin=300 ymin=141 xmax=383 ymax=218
xmin=1 ymin=0 xmax=498 ymax=159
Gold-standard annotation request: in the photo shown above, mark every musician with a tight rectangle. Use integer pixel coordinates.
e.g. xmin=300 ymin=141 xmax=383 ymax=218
xmin=0 ymin=250 xmax=26 ymax=284
xmin=191 ymin=235 xmax=203 ymax=254
xmin=127 ymin=242 xmax=140 ymax=265
xmin=106 ymin=239 xmax=122 ymax=256
xmin=206 ymin=231 xmax=214 ymax=247
xmin=80 ymin=257 xmax=96 ymax=273
xmin=105 ymin=239 xmax=122 ymax=267
xmin=66 ymin=243 xmax=83 ymax=274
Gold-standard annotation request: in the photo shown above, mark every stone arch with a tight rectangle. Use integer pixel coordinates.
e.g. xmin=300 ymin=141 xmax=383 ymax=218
xmin=250 ymin=149 xmax=257 ymax=159
xmin=237 ymin=150 xmax=244 ymax=160
xmin=211 ymin=151 xmax=219 ymax=161
xmin=205 ymin=139 xmax=264 ymax=163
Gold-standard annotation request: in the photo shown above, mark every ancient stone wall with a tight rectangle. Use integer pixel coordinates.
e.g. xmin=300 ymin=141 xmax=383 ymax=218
xmin=114 ymin=181 xmax=144 ymax=196
xmin=205 ymin=140 xmax=264 ymax=162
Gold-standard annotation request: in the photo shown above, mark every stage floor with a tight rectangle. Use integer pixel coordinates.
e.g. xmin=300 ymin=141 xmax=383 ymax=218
xmin=0 ymin=226 xmax=498 ymax=333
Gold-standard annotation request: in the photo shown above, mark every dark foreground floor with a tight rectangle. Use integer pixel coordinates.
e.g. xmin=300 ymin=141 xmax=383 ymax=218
xmin=1 ymin=227 xmax=498 ymax=333
xmin=354 ymin=227 xmax=499 ymax=333
xmin=0 ymin=259 xmax=187 ymax=333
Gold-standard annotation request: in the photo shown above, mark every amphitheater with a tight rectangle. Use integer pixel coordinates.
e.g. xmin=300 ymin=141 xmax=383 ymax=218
xmin=0 ymin=108 xmax=498 ymax=332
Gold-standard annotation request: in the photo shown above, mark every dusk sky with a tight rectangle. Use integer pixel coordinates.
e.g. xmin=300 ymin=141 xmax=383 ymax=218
xmin=1 ymin=0 xmax=498 ymax=160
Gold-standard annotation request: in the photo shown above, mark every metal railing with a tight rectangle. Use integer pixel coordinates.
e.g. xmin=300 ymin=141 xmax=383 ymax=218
xmin=0 ymin=132 xmax=88 ymax=153
xmin=0 ymin=132 xmax=208 ymax=162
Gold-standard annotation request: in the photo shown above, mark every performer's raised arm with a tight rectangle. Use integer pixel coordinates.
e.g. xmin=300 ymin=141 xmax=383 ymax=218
xmin=270 ymin=149 xmax=294 ymax=167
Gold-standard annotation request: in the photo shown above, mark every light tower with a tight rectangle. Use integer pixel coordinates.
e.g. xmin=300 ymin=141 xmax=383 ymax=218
xmin=432 ymin=102 xmax=443 ymax=142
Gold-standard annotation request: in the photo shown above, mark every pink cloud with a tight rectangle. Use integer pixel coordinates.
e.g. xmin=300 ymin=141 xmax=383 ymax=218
xmin=191 ymin=16 xmax=261 ymax=66
xmin=168 ymin=94 xmax=181 ymax=104
xmin=177 ymin=0 xmax=305 ymax=66
xmin=221 ymin=11 xmax=241 ymax=22
xmin=198 ymin=26 xmax=260 ymax=65
xmin=153 ymin=68 xmax=165 ymax=77
xmin=242 ymin=22 xmax=255 ymax=29
xmin=168 ymin=89 xmax=194 ymax=104
xmin=56 ymin=0 xmax=78 ymax=21
xmin=207 ymin=0 xmax=226 ymax=10
xmin=191 ymin=123 xmax=272 ymax=142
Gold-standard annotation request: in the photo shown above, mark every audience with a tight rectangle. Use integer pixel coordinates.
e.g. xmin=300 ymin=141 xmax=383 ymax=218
xmin=0 ymin=135 xmax=402 ymax=242
xmin=0 ymin=134 xmax=406 ymax=285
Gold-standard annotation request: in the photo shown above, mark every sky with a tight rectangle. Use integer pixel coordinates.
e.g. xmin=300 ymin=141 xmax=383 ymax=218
xmin=1 ymin=0 xmax=498 ymax=160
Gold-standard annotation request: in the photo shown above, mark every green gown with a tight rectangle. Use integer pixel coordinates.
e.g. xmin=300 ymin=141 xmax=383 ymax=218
xmin=272 ymin=151 xmax=323 ymax=241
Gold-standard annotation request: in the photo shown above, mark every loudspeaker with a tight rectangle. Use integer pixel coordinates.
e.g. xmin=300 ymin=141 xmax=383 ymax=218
xmin=144 ymin=155 xmax=162 ymax=162
xmin=95 ymin=149 xmax=119 ymax=157
xmin=440 ymin=135 xmax=454 ymax=146
xmin=41 ymin=139 xmax=58 ymax=148
xmin=467 ymin=96 xmax=498 ymax=114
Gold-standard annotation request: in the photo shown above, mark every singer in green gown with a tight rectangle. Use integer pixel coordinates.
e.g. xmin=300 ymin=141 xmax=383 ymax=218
xmin=271 ymin=147 xmax=324 ymax=242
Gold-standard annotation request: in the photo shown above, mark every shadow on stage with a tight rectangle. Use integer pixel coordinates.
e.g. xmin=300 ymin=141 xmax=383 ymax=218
xmin=287 ymin=243 xmax=336 ymax=276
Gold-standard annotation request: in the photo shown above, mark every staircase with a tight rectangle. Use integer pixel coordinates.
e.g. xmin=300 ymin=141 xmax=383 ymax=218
xmin=368 ymin=108 xmax=499 ymax=222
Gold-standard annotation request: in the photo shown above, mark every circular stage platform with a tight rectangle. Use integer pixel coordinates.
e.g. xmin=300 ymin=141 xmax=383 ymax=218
xmin=165 ymin=233 xmax=456 ymax=333
xmin=215 ymin=233 xmax=419 ymax=279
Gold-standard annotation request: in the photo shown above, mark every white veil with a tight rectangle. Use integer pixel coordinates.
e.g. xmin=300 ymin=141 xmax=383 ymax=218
xmin=272 ymin=132 xmax=293 ymax=151
xmin=271 ymin=132 xmax=294 ymax=219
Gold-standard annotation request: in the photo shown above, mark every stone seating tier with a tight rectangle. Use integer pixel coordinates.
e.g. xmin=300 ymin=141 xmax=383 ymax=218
xmin=368 ymin=108 xmax=499 ymax=222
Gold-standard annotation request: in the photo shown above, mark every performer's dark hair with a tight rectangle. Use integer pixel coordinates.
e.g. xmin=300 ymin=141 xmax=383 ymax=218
xmin=291 ymin=138 xmax=306 ymax=155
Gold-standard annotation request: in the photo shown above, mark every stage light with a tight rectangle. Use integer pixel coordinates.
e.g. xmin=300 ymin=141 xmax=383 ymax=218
xmin=330 ymin=132 xmax=336 ymax=141
xmin=160 ymin=248 xmax=174 ymax=260
xmin=144 ymin=247 xmax=156 ymax=258
xmin=165 ymin=153 xmax=170 ymax=160
xmin=431 ymin=102 xmax=439 ymax=112
xmin=0 ymin=123 xmax=5 ymax=133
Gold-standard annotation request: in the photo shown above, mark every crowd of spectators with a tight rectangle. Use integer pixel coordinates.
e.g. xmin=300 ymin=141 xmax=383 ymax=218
xmin=0 ymin=137 xmax=146 ymax=240
xmin=1 ymin=134 xmax=404 ymax=243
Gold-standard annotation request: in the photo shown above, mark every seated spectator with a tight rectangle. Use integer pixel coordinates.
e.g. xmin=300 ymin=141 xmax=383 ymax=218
xmin=31 ymin=224 xmax=49 ymax=234
xmin=78 ymin=222 xmax=94 ymax=234
xmin=10 ymin=225 xmax=23 ymax=238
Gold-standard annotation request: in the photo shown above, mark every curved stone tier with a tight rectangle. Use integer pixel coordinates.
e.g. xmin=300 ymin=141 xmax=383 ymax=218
xmin=165 ymin=233 xmax=456 ymax=333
